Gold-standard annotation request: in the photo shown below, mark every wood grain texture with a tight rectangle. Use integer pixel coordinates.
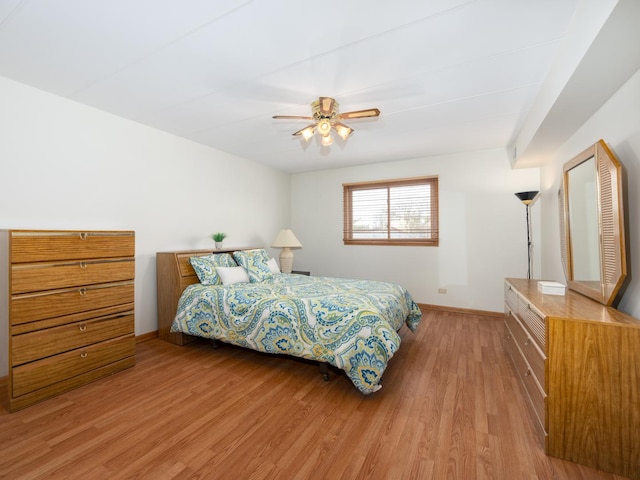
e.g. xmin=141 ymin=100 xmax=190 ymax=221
xmin=156 ymin=249 xmax=211 ymax=345
xmin=10 ymin=282 xmax=134 ymax=325
xmin=12 ymin=313 xmax=134 ymax=365
xmin=507 ymin=278 xmax=640 ymax=480
xmin=0 ymin=310 xmax=628 ymax=480
xmin=12 ymin=336 xmax=135 ymax=396
xmin=11 ymin=258 xmax=135 ymax=294
xmin=3 ymin=229 xmax=136 ymax=412
xmin=547 ymin=317 xmax=640 ymax=476
xmin=9 ymin=230 xmax=134 ymax=263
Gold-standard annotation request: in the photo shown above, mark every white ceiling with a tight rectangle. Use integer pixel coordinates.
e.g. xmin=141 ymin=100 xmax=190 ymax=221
xmin=0 ymin=0 xmax=581 ymax=173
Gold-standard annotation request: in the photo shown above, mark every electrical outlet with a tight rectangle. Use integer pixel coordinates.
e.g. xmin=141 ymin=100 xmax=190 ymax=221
xmin=438 ymin=288 xmax=447 ymax=294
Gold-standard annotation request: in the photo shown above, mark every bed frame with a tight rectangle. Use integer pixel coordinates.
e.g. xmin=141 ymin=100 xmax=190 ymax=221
xmin=156 ymin=248 xmax=258 ymax=345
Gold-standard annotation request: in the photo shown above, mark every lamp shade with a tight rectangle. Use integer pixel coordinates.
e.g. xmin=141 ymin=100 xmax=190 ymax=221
xmin=320 ymin=134 xmax=333 ymax=146
xmin=514 ymin=191 xmax=539 ymax=205
xmin=271 ymin=229 xmax=302 ymax=249
xmin=300 ymin=125 xmax=315 ymax=141
xmin=334 ymin=123 xmax=353 ymax=140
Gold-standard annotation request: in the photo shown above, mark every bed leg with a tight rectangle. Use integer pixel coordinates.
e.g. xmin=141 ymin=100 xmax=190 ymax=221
xmin=209 ymin=339 xmax=221 ymax=350
xmin=319 ymin=362 xmax=330 ymax=381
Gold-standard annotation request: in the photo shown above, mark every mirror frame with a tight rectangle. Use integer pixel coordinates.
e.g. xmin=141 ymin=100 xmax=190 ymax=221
xmin=559 ymin=139 xmax=626 ymax=305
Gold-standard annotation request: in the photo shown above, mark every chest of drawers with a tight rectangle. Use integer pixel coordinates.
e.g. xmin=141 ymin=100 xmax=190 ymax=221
xmin=504 ymin=278 xmax=640 ymax=479
xmin=1 ymin=230 xmax=136 ymax=411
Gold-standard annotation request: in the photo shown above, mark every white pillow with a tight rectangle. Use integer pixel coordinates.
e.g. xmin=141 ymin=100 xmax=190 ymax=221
xmin=216 ymin=266 xmax=250 ymax=285
xmin=266 ymin=257 xmax=280 ymax=274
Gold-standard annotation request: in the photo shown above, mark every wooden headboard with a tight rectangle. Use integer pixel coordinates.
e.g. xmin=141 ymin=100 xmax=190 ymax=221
xmin=156 ymin=247 xmax=258 ymax=345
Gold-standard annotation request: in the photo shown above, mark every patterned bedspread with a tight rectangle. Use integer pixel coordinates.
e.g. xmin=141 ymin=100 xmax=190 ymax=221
xmin=171 ymin=274 xmax=422 ymax=394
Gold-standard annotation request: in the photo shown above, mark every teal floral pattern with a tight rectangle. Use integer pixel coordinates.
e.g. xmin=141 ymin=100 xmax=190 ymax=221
xmin=189 ymin=253 xmax=237 ymax=285
xmin=233 ymin=249 xmax=273 ymax=283
xmin=171 ymin=274 xmax=422 ymax=394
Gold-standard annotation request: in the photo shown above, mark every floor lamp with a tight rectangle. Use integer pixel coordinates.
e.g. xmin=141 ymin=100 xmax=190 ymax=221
xmin=514 ymin=191 xmax=539 ymax=279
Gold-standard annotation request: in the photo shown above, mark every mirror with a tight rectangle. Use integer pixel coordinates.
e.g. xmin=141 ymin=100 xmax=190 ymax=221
xmin=567 ymin=157 xmax=601 ymax=283
xmin=559 ymin=139 xmax=626 ymax=305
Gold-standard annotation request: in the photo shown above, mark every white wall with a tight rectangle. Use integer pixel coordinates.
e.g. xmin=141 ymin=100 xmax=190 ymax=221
xmin=291 ymin=149 xmax=540 ymax=313
xmin=540 ymin=68 xmax=640 ymax=317
xmin=0 ymin=76 xmax=291 ymax=376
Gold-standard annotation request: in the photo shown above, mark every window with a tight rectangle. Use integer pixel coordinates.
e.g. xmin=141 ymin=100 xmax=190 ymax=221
xmin=343 ymin=176 xmax=439 ymax=246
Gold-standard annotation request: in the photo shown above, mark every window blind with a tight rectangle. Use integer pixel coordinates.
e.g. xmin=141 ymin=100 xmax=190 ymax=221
xmin=343 ymin=176 xmax=439 ymax=246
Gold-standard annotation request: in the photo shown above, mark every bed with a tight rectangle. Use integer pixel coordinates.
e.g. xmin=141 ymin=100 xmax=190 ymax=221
xmin=157 ymin=248 xmax=422 ymax=394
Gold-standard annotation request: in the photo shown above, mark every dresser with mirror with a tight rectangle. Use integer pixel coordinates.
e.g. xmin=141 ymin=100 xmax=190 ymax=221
xmin=504 ymin=140 xmax=640 ymax=480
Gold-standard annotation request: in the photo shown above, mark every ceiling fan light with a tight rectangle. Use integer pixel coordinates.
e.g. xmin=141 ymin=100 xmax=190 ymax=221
xmin=300 ymin=126 xmax=315 ymax=141
xmin=317 ymin=119 xmax=331 ymax=136
xmin=321 ymin=134 xmax=333 ymax=146
xmin=335 ymin=124 xmax=353 ymax=140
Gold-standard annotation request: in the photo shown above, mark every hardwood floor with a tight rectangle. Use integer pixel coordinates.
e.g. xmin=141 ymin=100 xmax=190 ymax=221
xmin=0 ymin=310 xmax=630 ymax=480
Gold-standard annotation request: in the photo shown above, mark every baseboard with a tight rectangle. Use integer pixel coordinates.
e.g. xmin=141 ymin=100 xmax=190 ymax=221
xmin=418 ymin=302 xmax=504 ymax=318
xmin=136 ymin=330 xmax=158 ymax=343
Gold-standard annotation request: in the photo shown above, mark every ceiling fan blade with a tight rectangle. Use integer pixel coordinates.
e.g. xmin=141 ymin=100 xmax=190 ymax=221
xmin=273 ymin=115 xmax=314 ymax=120
xmin=318 ymin=97 xmax=336 ymax=116
xmin=338 ymin=108 xmax=381 ymax=120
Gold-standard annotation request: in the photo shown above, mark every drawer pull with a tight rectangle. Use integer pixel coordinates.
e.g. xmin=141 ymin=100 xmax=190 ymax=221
xmin=506 ymin=334 xmax=512 ymax=340
xmin=524 ymin=338 xmax=531 ymax=346
xmin=79 ymin=324 xmax=87 ymax=332
xmin=79 ymin=261 xmax=87 ymax=269
xmin=79 ymin=288 xmax=87 ymax=296
xmin=524 ymin=369 xmax=531 ymax=377
xmin=79 ymin=232 xmax=88 ymax=240
xmin=80 ymin=352 xmax=88 ymax=358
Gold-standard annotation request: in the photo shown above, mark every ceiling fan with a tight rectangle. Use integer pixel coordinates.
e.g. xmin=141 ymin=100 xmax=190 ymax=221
xmin=273 ymin=97 xmax=380 ymax=146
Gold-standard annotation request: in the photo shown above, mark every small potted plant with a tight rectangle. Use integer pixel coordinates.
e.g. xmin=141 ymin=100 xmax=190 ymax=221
xmin=211 ymin=232 xmax=227 ymax=249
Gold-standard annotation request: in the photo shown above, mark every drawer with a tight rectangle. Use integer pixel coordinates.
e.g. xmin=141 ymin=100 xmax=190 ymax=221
xmin=11 ymin=282 xmax=134 ymax=325
xmin=12 ymin=312 xmax=134 ymax=366
xmin=516 ymin=296 xmax=546 ymax=350
xmin=12 ymin=258 xmax=134 ymax=294
xmin=504 ymin=323 xmax=547 ymax=434
xmin=505 ymin=281 xmax=518 ymax=312
xmin=505 ymin=311 xmax=545 ymax=386
xmin=12 ymin=303 xmax=133 ymax=335
xmin=12 ymin=335 xmax=135 ymax=398
xmin=11 ymin=231 xmax=134 ymax=263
